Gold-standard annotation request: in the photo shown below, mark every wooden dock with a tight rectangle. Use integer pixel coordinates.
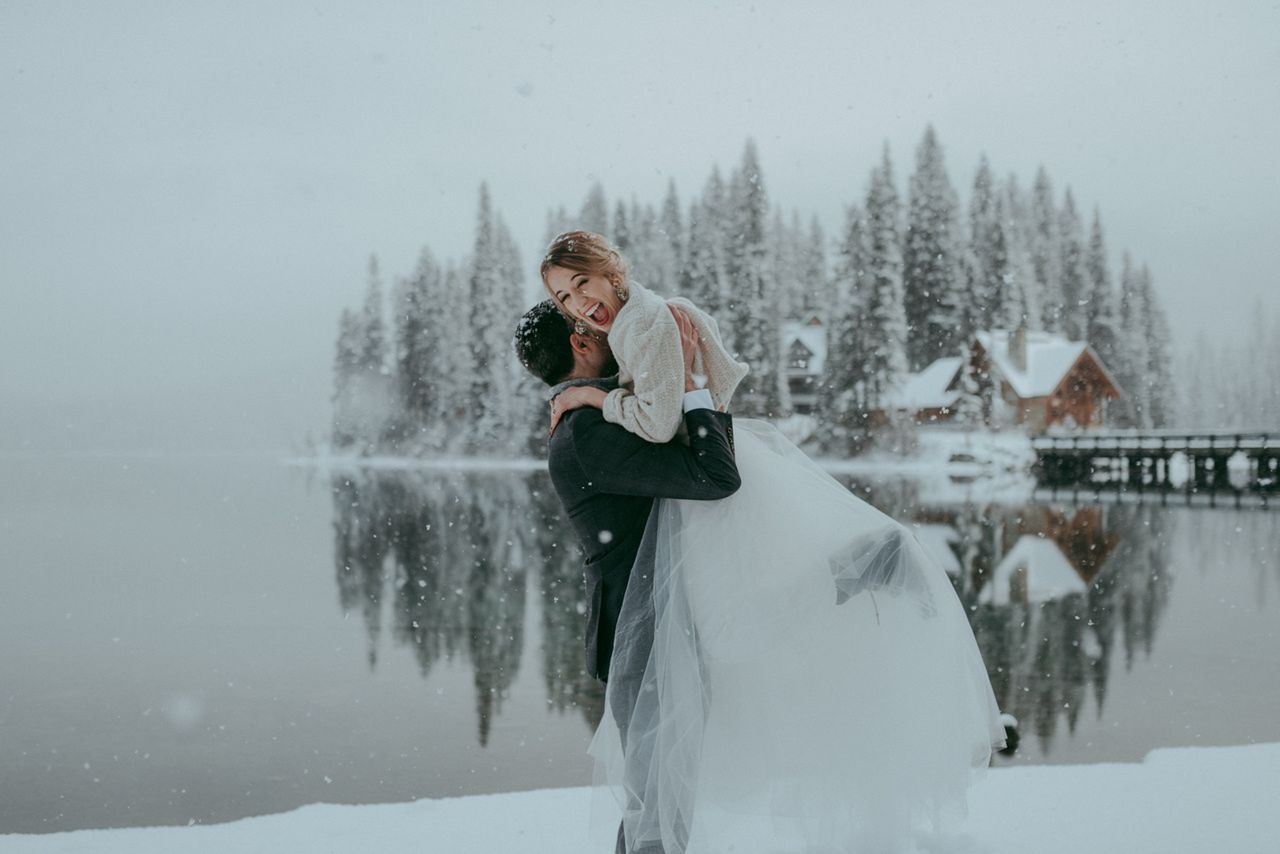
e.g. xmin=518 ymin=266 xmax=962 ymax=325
xmin=1032 ymin=430 xmax=1279 ymax=498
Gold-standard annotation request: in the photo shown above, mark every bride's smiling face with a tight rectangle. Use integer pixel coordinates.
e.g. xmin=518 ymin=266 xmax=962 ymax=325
xmin=544 ymin=266 xmax=624 ymax=333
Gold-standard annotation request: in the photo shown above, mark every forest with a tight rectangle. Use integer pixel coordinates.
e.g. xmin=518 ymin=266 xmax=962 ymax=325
xmin=330 ymin=126 xmax=1272 ymax=459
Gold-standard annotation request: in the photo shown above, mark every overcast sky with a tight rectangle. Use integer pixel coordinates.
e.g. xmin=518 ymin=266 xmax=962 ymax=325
xmin=2 ymin=0 xmax=1277 ymax=453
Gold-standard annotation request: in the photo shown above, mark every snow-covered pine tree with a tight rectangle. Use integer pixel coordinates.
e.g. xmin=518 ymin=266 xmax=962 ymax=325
xmin=331 ymin=256 xmax=394 ymax=451
xmin=1137 ymin=263 xmax=1175 ymax=428
xmin=803 ymin=214 xmax=829 ymax=315
xmin=331 ymin=307 xmax=363 ymax=447
xmin=657 ymin=179 xmax=684 ymax=295
xmin=360 ymin=254 xmax=387 ymax=375
xmin=1115 ymin=252 xmax=1151 ymax=428
xmin=682 ymin=199 xmax=724 ymax=320
xmin=1058 ymin=189 xmax=1089 ymax=341
xmin=1084 ymin=209 xmax=1122 ymax=385
xmin=904 ymin=125 xmax=965 ymax=369
xmin=726 ymin=140 xmax=789 ymax=416
xmin=392 ymin=246 xmax=442 ymax=438
xmin=817 ymin=203 xmax=872 ymax=452
xmin=862 ymin=145 xmax=910 ymax=409
xmin=955 ymin=244 xmax=983 ymax=348
xmin=769 ymin=206 xmax=799 ymax=321
xmin=436 ymin=260 xmax=472 ymax=449
xmin=1003 ymin=173 xmax=1039 ymax=331
xmin=633 ymin=201 xmax=660 ymax=289
xmin=612 ymin=199 xmax=631 ymax=252
xmin=968 ymin=155 xmax=1011 ymax=331
xmin=467 ymin=184 xmax=509 ymax=453
xmin=701 ymin=166 xmax=734 ymax=350
xmin=953 ymin=349 xmax=985 ymax=428
xmin=494 ymin=214 xmax=538 ymax=454
xmin=1031 ymin=167 xmax=1064 ymax=333
xmin=579 ymin=182 xmax=609 ymax=235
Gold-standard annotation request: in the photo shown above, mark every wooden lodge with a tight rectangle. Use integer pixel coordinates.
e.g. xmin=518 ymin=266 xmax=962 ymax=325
xmin=884 ymin=325 xmax=1124 ymax=433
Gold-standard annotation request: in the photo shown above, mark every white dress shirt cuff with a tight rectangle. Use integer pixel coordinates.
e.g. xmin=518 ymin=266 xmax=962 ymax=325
xmin=682 ymin=388 xmax=715 ymax=413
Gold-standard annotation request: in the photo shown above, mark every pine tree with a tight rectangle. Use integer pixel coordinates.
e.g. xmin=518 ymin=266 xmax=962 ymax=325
xmin=579 ymin=182 xmax=609 ymax=235
xmin=1058 ymin=189 xmax=1088 ymax=341
xmin=769 ymin=206 xmax=798 ymax=321
xmin=802 ymin=214 xmax=829 ymax=315
xmin=436 ymin=261 xmax=472 ymax=446
xmin=1003 ymin=174 xmax=1038 ymax=331
xmin=818 ymin=203 xmax=872 ymax=451
xmin=1137 ymin=263 xmax=1175 ymax=428
xmin=1084 ymin=209 xmax=1122 ymax=380
xmin=699 ymin=168 xmax=733 ymax=343
xmin=331 ymin=308 xmax=363 ymax=446
xmin=862 ymin=145 xmax=910 ymax=408
xmin=1115 ymin=252 xmax=1151 ymax=427
xmin=953 ymin=352 xmax=985 ymax=427
xmin=969 ymin=155 xmax=1010 ymax=331
xmin=467 ymin=183 xmax=508 ymax=452
xmin=624 ymin=198 xmax=659 ymax=289
xmin=657 ymin=179 xmax=684 ymax=294
xmin=682 ymin=199 xmax=722 ymax=318
xmin=612 ymin=199 xmax=631 ymax=252
xmin=331 ymin=256 xmax=394 ymax=451
xmin=904 ymin=125 xmax=964 ymax=369
xmin=360 ymin=254 xmax=387 ymax=374
xmin=393 ymin=246 xmax=442 ymax=431
xmin=726 ymin=139 xmax=789 ymax=416
xmin=1030 ymin=167 xmax=1064 ymax=332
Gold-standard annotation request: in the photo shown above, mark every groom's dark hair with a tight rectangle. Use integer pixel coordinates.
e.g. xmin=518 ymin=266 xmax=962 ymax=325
xmin=514 ymin=300 xmax=575 ymax=386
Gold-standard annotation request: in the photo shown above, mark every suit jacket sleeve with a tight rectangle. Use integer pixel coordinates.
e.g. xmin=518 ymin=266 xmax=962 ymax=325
xmin=569 ymin=408 xmax=741 ymax=500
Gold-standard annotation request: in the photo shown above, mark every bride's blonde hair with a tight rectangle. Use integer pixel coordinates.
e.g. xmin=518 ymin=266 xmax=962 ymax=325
xmin=539 ymin=230 xmax=630 ymax=291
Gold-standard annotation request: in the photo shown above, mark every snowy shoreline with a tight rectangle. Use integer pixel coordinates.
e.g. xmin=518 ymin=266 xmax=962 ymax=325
xmin=6 ymin=742 xmax=1277 ymax=854
xmin=285 ymin=427 xmax=1038 ymax=475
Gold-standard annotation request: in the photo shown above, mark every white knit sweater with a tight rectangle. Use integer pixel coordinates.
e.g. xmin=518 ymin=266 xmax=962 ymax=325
xmin=601 ymin=281 xmax=750 ymax=443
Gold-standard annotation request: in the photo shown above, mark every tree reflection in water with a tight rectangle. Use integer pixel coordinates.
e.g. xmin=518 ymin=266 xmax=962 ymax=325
xmin=330 ymin=470 xmax=603 ymax=747
xmin=332 ymin=468 xmax=1175 ymax=758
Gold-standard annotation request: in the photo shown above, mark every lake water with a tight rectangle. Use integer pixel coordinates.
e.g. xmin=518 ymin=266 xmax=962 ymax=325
xmin=2 ymin=454 xmax=1278 ymax=834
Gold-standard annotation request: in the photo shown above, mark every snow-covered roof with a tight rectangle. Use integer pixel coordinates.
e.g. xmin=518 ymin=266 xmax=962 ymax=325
xmin=973 ymin=329 xmax=1093 ymax=399
xmin=884 ymin=357 xmax=963 ymax=410
xmin=780 ymin=321 xmax=826 ymax=374
xmin=978 ymin=535 xmax=1087 ymax=606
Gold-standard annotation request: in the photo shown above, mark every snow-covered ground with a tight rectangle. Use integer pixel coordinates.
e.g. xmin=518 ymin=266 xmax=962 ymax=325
xmin=837 ymin=426 xmax=1037 ymax=476
xmin=6 ymin=742 xmax=1277 ymax=854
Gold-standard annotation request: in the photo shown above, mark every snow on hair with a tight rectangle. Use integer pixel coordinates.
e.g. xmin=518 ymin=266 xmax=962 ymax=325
xmin=539 ymin=230 xmax=629 ymax=287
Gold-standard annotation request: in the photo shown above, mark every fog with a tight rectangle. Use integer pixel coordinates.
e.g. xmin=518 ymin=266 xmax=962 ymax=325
xmin=2 ymin=0 xmax=1276 ymax=454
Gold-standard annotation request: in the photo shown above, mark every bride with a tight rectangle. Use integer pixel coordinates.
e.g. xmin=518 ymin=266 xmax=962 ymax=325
xmin=542 ymin=230 xmax=1006 ymax=853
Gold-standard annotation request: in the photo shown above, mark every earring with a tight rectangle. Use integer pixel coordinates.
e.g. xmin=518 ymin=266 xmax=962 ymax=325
xmin=574 ymin=319 xmax=589 ymax=335
xmin=613 ymin=281 xmax=629 ymax=302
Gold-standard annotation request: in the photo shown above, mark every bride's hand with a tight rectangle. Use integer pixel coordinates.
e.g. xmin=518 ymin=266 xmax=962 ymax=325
xmin=549 ymin=386 xmax=607 ymax=436
xmin=668 ymin=306 xmax=701 ymax=392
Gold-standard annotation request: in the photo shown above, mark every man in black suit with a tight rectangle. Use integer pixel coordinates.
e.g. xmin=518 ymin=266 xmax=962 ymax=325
xmin=514 ymin=300 xmax=740 ymax=853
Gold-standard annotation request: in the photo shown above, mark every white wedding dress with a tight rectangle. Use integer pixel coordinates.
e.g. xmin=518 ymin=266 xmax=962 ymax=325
xmin=589 ymin=419 xmax=1006 ymax=854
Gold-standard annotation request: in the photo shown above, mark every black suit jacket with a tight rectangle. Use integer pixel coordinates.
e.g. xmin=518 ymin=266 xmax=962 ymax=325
xmin=548 ymin=403 xmax=740 ymax=682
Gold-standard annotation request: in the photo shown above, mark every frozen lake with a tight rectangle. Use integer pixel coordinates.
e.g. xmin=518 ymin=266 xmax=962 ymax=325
xmin=2 ymin=454 xmax=1278 ymax=834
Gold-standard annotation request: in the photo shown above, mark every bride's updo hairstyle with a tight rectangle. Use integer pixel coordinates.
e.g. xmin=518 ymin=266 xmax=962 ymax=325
xmin=539 ymin=230 xmax=630 ymax=292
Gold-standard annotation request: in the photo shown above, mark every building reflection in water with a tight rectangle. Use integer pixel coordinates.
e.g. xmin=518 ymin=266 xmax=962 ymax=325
xmin=331 ymin=468 xmax=1172 ymax=758
xmin=843 ymin=476 xmax=1173 ymax=758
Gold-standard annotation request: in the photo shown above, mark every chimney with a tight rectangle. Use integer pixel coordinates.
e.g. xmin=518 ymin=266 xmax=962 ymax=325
xmin=1010 ymin=320 xmax=1028 ymax=373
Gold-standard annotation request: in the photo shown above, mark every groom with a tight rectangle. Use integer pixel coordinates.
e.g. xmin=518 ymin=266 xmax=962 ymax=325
xmin=514 ymin=300 xmax=740 ymax=853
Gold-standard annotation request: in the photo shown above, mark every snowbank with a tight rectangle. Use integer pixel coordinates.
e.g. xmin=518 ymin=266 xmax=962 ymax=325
xmin=6 ymin=742 xmax=1278 ymax=854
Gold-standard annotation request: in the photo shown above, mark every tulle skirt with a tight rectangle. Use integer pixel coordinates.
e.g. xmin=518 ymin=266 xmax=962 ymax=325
xmin=588 ymin=419 xmax=1006 ymax=854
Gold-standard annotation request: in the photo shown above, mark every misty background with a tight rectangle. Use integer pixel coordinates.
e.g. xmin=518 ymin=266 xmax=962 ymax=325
xmin=3 ymin=0 xmax=1277 ymax=455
